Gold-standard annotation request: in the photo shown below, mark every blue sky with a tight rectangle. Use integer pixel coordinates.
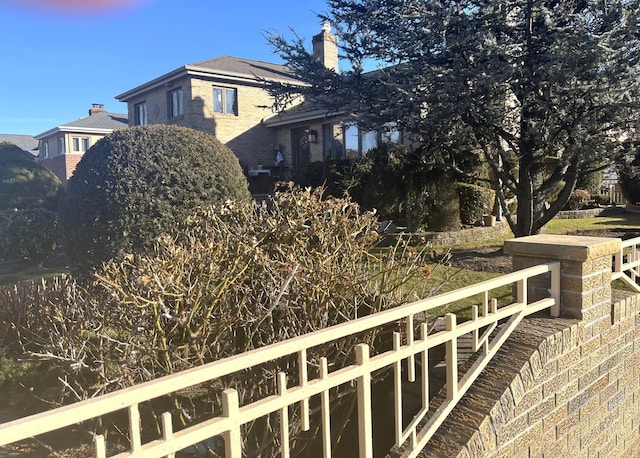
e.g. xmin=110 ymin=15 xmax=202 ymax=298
xmin=0 ymin=0 xmax=329 ymax=136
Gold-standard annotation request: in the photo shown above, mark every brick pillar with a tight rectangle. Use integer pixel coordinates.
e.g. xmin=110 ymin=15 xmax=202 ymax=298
xmin=504 ymin=234 xmax=620 ymax=328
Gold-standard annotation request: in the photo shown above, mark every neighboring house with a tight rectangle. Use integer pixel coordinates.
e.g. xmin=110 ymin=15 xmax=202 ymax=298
xmin=35 ymin=104 xmax=128 ymax=184
xmin=0 ymin=134 xmax=38 ymax=156
xmin=115 ymin=24 xmax=403 ymax=176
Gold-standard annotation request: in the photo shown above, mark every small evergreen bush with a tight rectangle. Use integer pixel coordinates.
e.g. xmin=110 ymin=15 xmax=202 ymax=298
xmin=0 ymin=208 xmax=58 ymax=264
xmin=60 ymin=125 xmax=250 ymax=275
xmin=0 ymin=142 xmax=62 ymax=210
xmin=457 ymin=183 xmax=496 ymax=225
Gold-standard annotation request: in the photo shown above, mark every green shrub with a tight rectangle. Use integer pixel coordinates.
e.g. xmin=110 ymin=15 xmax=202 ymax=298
xmin=593 ymin=194 xmax=609 ymax=206
xmin=576 ymin=170 xmax=603 ymax=196
xmin=0 ymin=142 xmax=62 ymax=210
xmin=59 ymin=125 xmax=251 ymax=275
xmin=419 ymin=176 xmax=461 ymax=231
xmin=457 ymin=183 xmax=496 ymax=225
xmin=290 ymin=159 xmax=353 ymax=198
xmin=0 ymin=208 xmax=58 ymax=264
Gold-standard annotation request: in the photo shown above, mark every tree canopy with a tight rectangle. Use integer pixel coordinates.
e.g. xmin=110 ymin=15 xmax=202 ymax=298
xmin=268 ymin=0 xmax=640 ymax=236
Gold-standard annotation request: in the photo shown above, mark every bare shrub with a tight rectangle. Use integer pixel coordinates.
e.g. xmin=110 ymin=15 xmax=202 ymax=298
xmin=2 ymin=185 xmax=435 ymax=456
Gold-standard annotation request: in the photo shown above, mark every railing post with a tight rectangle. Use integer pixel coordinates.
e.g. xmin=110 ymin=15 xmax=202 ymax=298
xmin=504 ymin=234 xmax=620 ymax=329
xmin=355 ymin=344 xmax=373 ymax=458
xmin=222 ymin=389 xmax=242 ymax=457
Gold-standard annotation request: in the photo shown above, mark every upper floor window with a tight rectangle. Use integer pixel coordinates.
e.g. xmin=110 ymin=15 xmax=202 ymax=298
xmin=58 ymin=137 xmax=65 ymax=155
xmin=213 ymin=87 xmax=238 ymax=115
xmin=42 ymin=141 xmax=49 ymax=158
xmin=135 ymin=102 xmax=147 ymax=125
xmin=72 ymin=137 xmax=90 ymax=153
xmin=168 ymin=88 xmax=183 ymax=118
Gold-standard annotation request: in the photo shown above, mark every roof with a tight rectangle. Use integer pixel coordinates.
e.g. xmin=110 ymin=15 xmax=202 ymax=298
xmin=0 ymin=134 xmax=38 ymax=156
xmin=35 ymin=111 xmax=128 ymax=139
xmin=117 ymin=56 xmax=303 ymax=102
xmin=191 ymin=56 xmax=294 ymax=81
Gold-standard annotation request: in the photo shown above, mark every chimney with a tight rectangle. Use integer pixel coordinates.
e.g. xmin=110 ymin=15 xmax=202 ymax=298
xmin=89 ymin=103 xmax=106 ymax=116
xmin=312 ymin=22 xmax=338 ymax=72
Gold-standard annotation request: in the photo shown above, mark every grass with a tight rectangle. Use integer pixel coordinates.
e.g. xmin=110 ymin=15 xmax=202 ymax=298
xmin=545 ymin=213 xmax=640 ymax=234
xmin=417 ymin=209 xmax=640 ymax=320
xmin=420 ymin=264 xmax=509 ymax=320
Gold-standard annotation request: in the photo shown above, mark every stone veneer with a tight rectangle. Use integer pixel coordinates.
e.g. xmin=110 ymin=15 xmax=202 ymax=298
xmin=397 ymin=235 xmax=640 ymax=457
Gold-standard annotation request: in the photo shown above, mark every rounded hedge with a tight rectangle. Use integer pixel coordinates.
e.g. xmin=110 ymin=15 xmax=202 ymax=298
xmin=60 ymin=125 xmax=251 ymax=274
xmin=0 ymin=208 xmax=59 ymax=264
xmin=0 ymin=142 xmax=62 ymax=210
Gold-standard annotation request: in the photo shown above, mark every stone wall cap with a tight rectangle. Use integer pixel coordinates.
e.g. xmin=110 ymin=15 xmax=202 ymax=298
xmin=503 ymin=234 xmax=621 ymax=261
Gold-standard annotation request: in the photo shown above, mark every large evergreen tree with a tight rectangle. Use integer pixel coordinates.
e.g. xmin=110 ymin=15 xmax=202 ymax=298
xmin=268 ymin=0 xmax=640 ymax=236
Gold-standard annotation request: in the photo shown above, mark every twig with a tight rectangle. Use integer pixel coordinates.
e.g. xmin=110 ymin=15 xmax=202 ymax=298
xmin=256 ymin=265 xmax=299 ymax=327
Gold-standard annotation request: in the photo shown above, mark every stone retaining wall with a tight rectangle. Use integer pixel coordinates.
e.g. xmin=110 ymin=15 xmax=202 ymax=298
xmin=386 ymin=221 xmax=511 ymax=247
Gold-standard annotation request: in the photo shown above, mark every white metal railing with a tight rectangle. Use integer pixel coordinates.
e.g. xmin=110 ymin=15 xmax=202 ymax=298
xmin=612 ymin=236 xmax=640 ymax=293
xmin=0 ymin=262 xmax=560 ymax=458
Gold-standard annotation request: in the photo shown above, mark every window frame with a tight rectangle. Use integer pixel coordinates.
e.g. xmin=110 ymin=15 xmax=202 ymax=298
xmin=213 ymin=86 xmax=238 ymax=116
xmin=42 ymin=141 xmax=49 ymax=159
xmin=168 ymin=88 xmax=184 ymax=119
xmin=134 ymin=101 xmax=148 ymax=125
xmin=58 ymin=137 xmax=65 ymax=155
xmin=72 ymin=137 xmax=90 ymax=153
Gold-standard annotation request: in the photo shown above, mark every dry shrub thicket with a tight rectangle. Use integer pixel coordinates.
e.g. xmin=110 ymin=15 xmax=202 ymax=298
xmin=0 ymin=185 xmax=435 ymax=456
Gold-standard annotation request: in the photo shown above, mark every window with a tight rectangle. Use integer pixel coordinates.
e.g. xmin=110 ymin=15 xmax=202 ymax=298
xmin=322 ymin=123 xmax=344 ymax=160
xmin=341 ymin=123 xmax=402 ymax=159
xmin=135 ymin=102 xmax=147 ymax=125
xmin=381 ymin=123 xmax=402 ymax=144
xmin=58 ymin=137 xmax=65 ymax=155
xmin=42 ymin=141 xmax=49 ymax=158
xmin=72 ymin=137 xmax=90 ymax=153
xmin=168 ymin=88 xmax=183 ymax=118
xmin=213 ymin=87 xmax=238 ymax=115
xmin=343 ymin=125 xmax=361 ymax=159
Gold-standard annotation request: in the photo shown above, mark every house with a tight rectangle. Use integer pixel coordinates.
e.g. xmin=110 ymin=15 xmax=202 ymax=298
xmin=115 ymin=56 xmax=304 ymax=173
xmin=35 ymin=104 xmax=128 ymax=184
xmin=115 ymin=24 xmax=405 ymax=176
xmin=0 ymin=134 xmax=38 ymax=156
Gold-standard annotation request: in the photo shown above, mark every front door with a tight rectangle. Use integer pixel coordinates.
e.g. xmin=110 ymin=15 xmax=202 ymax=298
xmin=291 ymin=128 xmax=311 ymax=166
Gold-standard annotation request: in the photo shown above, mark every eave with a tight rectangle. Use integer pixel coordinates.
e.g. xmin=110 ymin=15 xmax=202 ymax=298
xmin=116 ymin=65 xmax=305 ymax=102
xmin=262 ymin=107 xmax=346 ymax=127
xmin=35 ymin=126 xmax=115 ymax=140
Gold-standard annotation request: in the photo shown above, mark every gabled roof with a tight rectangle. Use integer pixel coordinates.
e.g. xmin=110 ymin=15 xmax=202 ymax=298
xmin=116 ymin=56 xmax=303 ymax=102
xmin=35 ymin=111 xmax=128 ymax=139
xmin=0 ymin=134 xmax=39 ymax=156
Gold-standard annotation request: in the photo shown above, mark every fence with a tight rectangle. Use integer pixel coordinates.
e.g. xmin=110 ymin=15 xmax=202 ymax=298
xmin=0 ymin=260 xmax=562 ymax=457
xmin=613 ymin=235 xmax=640 ymax=293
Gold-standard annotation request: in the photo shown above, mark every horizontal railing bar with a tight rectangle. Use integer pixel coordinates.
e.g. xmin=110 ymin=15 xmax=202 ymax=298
xmin=0 ymin=262 xmax=558 ymax=448
xmin=111 ymin=416 xmax=230 ymax=458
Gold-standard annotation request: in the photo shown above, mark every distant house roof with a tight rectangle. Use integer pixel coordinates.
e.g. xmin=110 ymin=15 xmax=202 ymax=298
xmin=0 ymin=134 xmax=38 ymax=156
xmin=116 ymin=56 xmax=303 ymax=102
xmin=34 ymin=111 xmax=128 ymax=139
